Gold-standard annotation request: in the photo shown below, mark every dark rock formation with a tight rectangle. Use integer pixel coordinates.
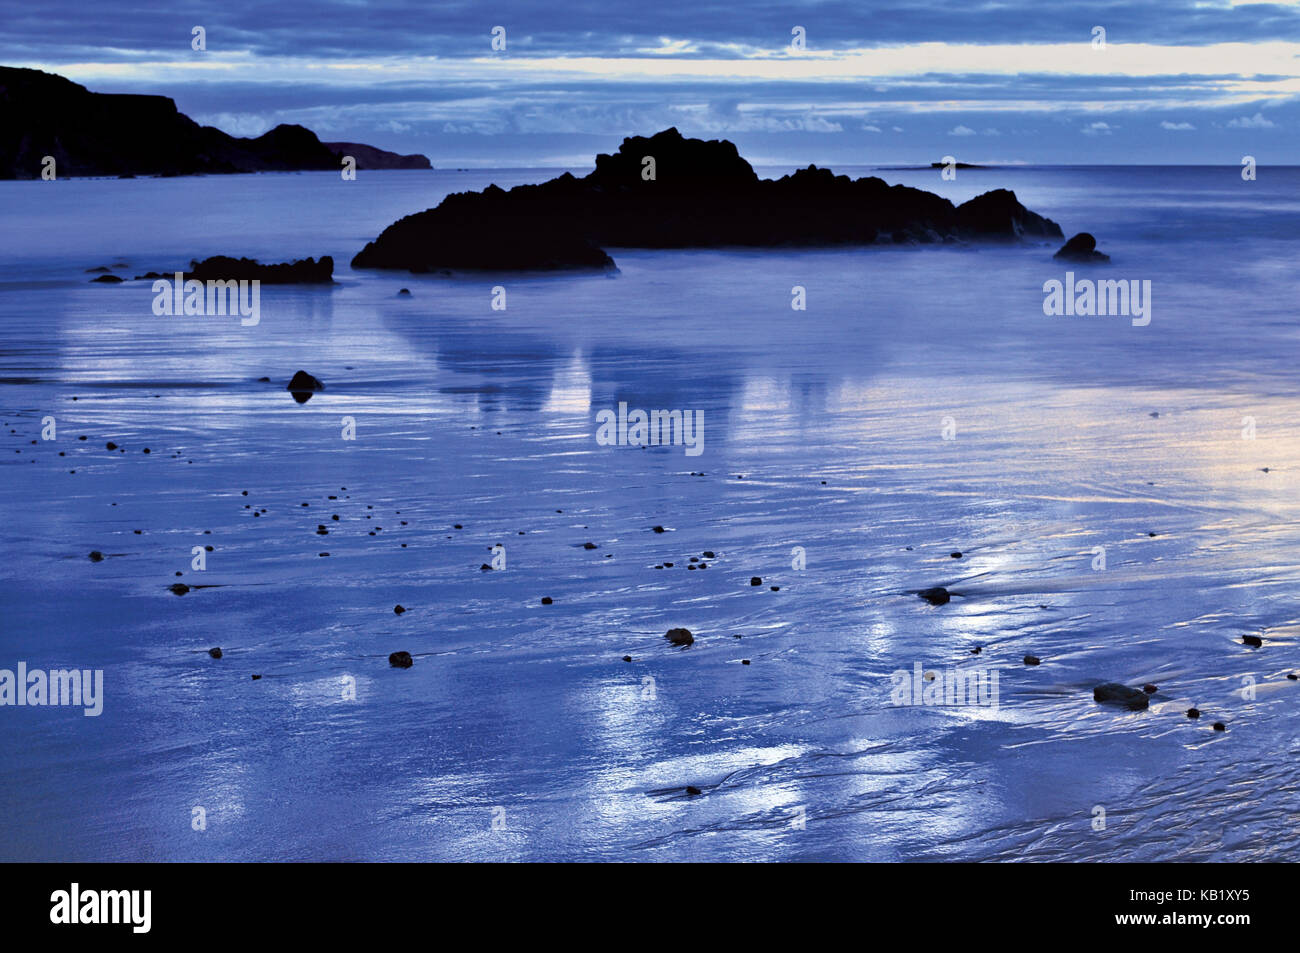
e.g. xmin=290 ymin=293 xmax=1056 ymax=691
xmin=1053 ymin=232 xmax=1110 ymax=262
xmin=182 ymin=255 xmax=334 ymax=284
xmin=90 ymin=274 xmax=124 ymax=283
xmin=917 ymin=587 xmax=950 ymax=606
xmin=325 ymin=142 xmax=432 ymax=170
xmin=665 ymin=627 xmax=694 ymax=646
xmin=1023 ymin=655 xmax=1041 ymax=665
xmin=0 ymin=67 xmax=414 ymax=179
xmin=1093 ymin=683 xmax=1149 ymax=710
xmin=388 ymin=651 xmax=413 ymax=668
xmin=208 ymin=647 xmax=222 ymax=659
xmin=1242 ymin=634 xmax=1263 ymax=647
xmin=352 ymin=127 xmax=1064 ymax=273
xmin=287 ymin=370 xmax=324 ymax=394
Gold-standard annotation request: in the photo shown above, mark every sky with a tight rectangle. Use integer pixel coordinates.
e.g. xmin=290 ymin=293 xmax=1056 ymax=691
xmin=1 ymin=0 xmax=1298 ymax=167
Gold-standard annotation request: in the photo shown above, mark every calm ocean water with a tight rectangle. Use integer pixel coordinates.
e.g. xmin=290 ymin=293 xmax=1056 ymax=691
xmin=1 ymin=165 xmax=1297 ymax=860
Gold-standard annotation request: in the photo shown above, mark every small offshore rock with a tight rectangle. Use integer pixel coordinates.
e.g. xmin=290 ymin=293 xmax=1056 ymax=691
xmin=388 ymin=651 xmax=413 ymax=668
xmin=1142 ymin=683 xmax=1158 ymax=694
xmin=169 ymin=583 xmax=190 ymax=595
xmin=541 ymin=596 xmax=553 ymax=605
xmin=685 ymin=785 xmax=702 ymax=796
xmin=393 ymin=604 xmax=406 ymax=615
xmin=1242 ymin=634 xmax=1263 ymax=647
xmin=1023 ymin=655 xmax=1041 ymax=666
xmin=750 ymin=577 xmax=762 ymax=586
xmin=88 ymin=550 xmax=104 ymax=562
xmin=1186 ymin=707 xmax=1200 ymax=719
xmin=1212 ymin=722 xmax=1226 ymax=732
xmin=1053 ymin=232 xmax=1110 ymax=263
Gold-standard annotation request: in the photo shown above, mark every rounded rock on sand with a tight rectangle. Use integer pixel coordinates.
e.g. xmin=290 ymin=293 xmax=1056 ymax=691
xmin=665 ymin=627 xmax=694 ymax=646
xmin=917 ymin=587 xmax=950 ymax=606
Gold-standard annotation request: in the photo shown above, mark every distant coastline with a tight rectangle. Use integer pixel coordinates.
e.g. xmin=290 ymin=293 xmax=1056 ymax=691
xmin=0 ymin=66 xmax=431 ymax=179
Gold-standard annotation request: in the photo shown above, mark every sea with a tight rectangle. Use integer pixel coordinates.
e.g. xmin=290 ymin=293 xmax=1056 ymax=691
xmin=0 ymin=164 xmax=1297 ymax=860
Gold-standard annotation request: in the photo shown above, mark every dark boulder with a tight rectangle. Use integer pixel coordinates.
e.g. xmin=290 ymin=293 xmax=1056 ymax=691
xmin=388 ymin=651 xmax=413 ymax=668
xmin=665 ymin=627 xmax=694 ymax=646
xmin=1093 ymin=683 xmax=1149 ymax=710
xmin=208 ymin=647 xmax=222 ymax=659
xmin=287 ymin=370 xmax=324 ymax=395
xmin=1053 ymin=232 xmax=1110 ymax=263
xmin=917 ymin=586 xmax=950 ymax=606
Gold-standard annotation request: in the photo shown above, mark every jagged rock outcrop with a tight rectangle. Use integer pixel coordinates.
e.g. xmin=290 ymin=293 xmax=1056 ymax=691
xmin=352 ymin=127 xmax=1065 ymax=273
xmin=183 ymin=256 xmax=334 ymax=284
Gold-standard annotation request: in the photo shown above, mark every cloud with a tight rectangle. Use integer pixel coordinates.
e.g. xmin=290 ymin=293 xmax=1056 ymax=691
xmin=949 ymin=124 xmax=977 ymax=136
xmin=1227 ymin=112 xmax=1275 ymax=127
xmin=191 ymin=112 xmax=273 ymax=137
xmin=1160 ymin=120 xmax=1195 ymax=129
xmin=1082 ymin=121 xmax=1113 ymax=135
xmin=862 ymin=123 xmax=882 ymax=132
